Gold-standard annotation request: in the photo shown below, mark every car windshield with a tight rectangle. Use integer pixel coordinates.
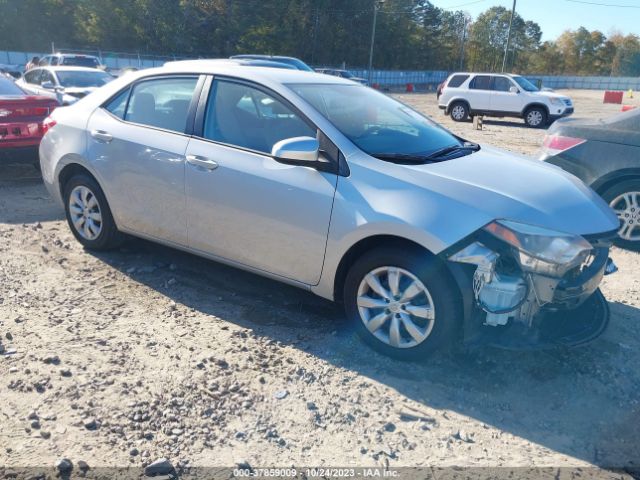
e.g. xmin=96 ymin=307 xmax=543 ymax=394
xmin=0 ymin=76 xmax=24 ymax=95
xmin=289 ymin=83 xmax=462 ymax=158
xmin=339 ymin=71 xmax=353 ymax=78
xmin=513 ymin=76 xmax=539 ymax=92
xmin=61 ymin=56 xmax=100 ymax=68
xmin=56 ymin=71 xmax=112 ymax=88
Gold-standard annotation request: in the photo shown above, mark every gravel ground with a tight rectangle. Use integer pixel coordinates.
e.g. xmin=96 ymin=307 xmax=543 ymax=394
xmin=1 ymin=90 xmax=639 ymax=477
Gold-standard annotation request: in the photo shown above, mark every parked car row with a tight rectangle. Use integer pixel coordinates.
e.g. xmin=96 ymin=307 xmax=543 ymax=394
xmin=35 ymin=60 xmax=624 ymax=360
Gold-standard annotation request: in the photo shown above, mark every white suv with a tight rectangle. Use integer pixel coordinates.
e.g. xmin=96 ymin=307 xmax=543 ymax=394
xmin=438 ymin=73 xmax=573 ymax=128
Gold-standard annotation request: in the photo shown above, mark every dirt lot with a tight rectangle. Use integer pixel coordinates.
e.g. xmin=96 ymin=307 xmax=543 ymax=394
xmin=1 ymin=90 xmax=639 ymax=477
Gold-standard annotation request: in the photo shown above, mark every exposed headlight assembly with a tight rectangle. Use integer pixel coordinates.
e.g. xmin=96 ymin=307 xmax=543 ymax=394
xmin=484 ymin=220 xmax=592 ymax=277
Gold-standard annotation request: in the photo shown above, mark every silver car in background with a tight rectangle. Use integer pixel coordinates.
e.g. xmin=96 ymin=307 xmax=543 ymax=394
xmin=39 ymin=62 xmax=619 ymax=359
xmin=17 ymin=66 xmax=113 ymax=105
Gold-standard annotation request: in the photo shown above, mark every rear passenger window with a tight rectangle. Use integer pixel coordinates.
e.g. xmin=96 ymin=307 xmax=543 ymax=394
xmin=470 ymin=75 xmax=491 ymax=90
xmin=447 ymin=75 xmax=469 ymax=88
xmin=492 ymin=77 xmax=513 ymax=92
xmin=104 ymin=88 xmax=130 ymax=119
xmin=123 ymin=77 xmax=198 ymax=133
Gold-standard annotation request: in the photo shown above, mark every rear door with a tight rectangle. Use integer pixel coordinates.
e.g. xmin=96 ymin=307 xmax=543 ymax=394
xmin=184 ymin=77 xmax=338 ymax=285
xmin=466 ymin=75 xmax=492 ymax=111
xmin=490 ymin=75 xmax=524 ymax=113
xmin=86 ymin=75 xmax=202 ymax=245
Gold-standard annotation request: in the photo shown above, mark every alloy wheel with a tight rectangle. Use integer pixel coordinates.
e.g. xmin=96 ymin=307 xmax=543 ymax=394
xmin=68 ymin=185 xmax=103 ymax=241
xmin=610 ymin=191 xmax=640 ymax=242
xmin=356 ymin=266 xmax=436 ymax=349
xmin=526 ymin=110 xmax=543 ymax=127
xmin=451 ymin=105 xmax=466 ymax=121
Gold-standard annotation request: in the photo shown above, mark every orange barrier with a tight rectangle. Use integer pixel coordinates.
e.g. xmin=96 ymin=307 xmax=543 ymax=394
xmin=603 ymin=91 xmax=624 ymax=104
xmin=621 ymin=105 xmax=637 ymax=112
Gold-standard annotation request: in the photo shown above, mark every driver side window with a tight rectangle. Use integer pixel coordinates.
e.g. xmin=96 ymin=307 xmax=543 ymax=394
xmin=203 ymin=80 xmax=315 ymax=154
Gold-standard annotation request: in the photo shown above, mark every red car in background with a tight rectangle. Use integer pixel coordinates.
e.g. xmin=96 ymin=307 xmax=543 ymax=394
xmin=0 ymin=74 xmax=58 ymax=166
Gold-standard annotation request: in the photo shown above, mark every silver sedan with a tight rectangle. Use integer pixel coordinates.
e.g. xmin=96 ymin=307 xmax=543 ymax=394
xmin=39 ymin=61 xmax=619 ymax=359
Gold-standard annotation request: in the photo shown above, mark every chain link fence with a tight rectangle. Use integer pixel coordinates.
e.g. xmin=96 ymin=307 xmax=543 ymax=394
xmin=3 ymin=49 xmax=640 ymax=91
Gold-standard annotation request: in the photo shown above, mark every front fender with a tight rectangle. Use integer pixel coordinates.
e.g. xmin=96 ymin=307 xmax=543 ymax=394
xmin=312 ymin=158 xmax=493 ymax=300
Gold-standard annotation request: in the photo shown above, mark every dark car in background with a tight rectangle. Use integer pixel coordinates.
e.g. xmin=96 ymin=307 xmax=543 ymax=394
xmin=230 ymin=54 xmax=313 ymax=71
xmin=540 ymin=108 xmax=640 ymax=249
xmin=0 ymin=74 xmax=57 ymax=165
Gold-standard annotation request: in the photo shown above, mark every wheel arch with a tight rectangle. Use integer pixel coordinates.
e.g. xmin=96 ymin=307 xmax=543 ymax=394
xmin=56 ymin=161 xmax=120 ymax=228
xmin=58 ymin=162 xmax=103 ymax=199
xmin=446 ymin=98 xmax=470 ymax=115
xmin=591 ymin=169 xmax=640 ymax=195
xmin=331 ymin=234 xmax=463 ymax=307
xmin=522 ymin=102 xmax=550 ymax=117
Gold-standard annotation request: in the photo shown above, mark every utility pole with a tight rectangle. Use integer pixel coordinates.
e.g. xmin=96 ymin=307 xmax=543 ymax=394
xmin=459 ymin=16 xmax=467 ymax=70
xmin=501 ymin=0 xmax=516 ymax=73
xmin=367 ymin=1 xmax=382 ymax=85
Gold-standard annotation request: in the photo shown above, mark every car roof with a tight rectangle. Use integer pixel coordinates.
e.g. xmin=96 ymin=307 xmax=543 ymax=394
xmin=449 ymin=72 xmax=520 ymax=77
xmin=34 ymin=66 xmax=105 ymax=73
xmin=232 ymin=54 xmax=300 ymax=61
xmin=52 ymin=53 xmax=99 ymax=58
xmin=160 ymin=60 xmax=355 ymax=85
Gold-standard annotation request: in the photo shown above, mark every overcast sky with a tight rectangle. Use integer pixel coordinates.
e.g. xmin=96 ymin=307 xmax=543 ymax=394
xmin=434 ymin=0 xmax=640 ymax=41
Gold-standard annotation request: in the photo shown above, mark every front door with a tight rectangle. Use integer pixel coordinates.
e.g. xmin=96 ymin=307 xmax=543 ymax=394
xmin=184 ymin=78 xmax=338 ymax=285
xmin=490 ymin=76 xmax=524 ymax=113
xmin=86 ymin=75 xmax=200 ymax=245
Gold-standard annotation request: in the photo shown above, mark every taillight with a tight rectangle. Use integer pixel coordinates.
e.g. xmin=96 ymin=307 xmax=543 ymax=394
xmin=541 ymin=134 xmax=586 ymax=156
xmin=41 ymin=116 xmax=57 ymax=135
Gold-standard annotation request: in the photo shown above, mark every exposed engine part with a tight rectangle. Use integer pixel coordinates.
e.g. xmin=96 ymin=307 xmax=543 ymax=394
xmin=449 ymin=241 xmax=562 ymax=327
xmin=477 ymin=273 xmax=528 ymax=326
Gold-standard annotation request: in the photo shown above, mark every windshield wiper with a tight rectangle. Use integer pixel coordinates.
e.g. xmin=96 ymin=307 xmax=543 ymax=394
xmin=370 ymin=153 xmax=434 ymax=164
xmin=371 ymin=142 xmax=480 ymax=164
xmin=424 ymin=142 xmax=480 ymax=160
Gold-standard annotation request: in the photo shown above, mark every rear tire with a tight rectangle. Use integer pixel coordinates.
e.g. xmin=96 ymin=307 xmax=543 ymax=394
xmin=63 ymin=173 xmax=125 ymax=250
xmin=601 ymin=179 xmax=640 ymax=251
xmin=449 ymin=102 xmax=469 ymax=122
xmin=524 ymin=106 xmax=547 ymax=128
xmin=343 ymin=247 xmax=461 ymax=360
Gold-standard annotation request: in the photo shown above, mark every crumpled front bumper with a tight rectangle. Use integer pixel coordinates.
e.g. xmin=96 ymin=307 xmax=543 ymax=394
xmin=446 ymin=234 xmax=616 ymax=350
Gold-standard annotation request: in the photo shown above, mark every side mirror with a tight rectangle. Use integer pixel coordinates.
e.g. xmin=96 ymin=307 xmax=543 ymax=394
xmin=509 ymin=86 xmax=520 ymax=94
xmin=41 ymin=81 xmax=55 ymax=90
xmin=271 ymin=136 xmax=319 ymax=164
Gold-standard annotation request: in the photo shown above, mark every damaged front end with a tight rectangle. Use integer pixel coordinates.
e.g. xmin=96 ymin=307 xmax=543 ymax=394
xmin=447 ymin=220 xmax=617 ymax=349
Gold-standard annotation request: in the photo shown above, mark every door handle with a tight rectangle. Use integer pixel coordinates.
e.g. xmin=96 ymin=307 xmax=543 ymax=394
xmin=91 ymin=129 xmax=113 ymax=143
xmin=186 ymin=154 xmax=218 ymax=171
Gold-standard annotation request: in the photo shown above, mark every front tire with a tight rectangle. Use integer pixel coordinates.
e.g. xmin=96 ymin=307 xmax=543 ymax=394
xmin=601 ymin=179 xmax=640 ymax=250
xmin=343 ymin=247 xmax=461 ymax=360
xmin=63 ymin=173 xmax=124 ymax=250
xmin=524 ymin=106 xmax=547 ymax=128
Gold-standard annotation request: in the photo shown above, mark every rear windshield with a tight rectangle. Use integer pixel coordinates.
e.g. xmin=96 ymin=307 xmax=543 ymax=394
xmin=56 ymin=70 xmax=112 ymax=88
xmin=61 ymin=56 xmax=100 ymax=68
xmin=0 ymin=76 xmax=24 ymax=95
